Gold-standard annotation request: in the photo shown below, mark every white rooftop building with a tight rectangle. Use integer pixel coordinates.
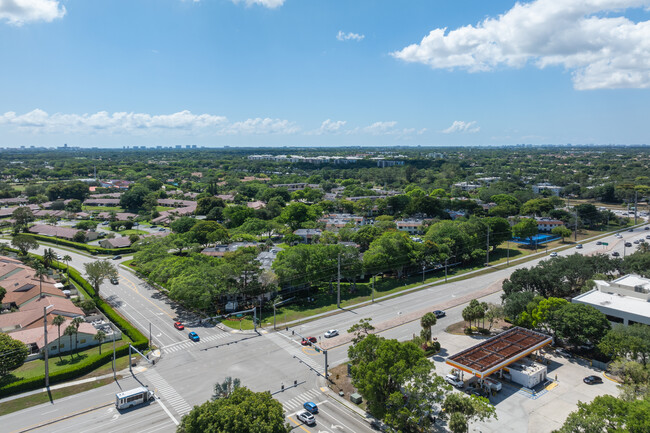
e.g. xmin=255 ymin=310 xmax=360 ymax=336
xmin=572 ymin=274 xmax=650 ymax=326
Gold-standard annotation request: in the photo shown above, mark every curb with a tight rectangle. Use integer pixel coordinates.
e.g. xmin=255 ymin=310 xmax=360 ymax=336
xmin=14 ymin=401 xmax=113 ymax=433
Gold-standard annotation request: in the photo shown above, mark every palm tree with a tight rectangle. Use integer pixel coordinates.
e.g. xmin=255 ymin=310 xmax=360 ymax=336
xmin=94 ymin=330 xmax=107 ymax=354
xmin=420 ymin=312 xmax=437 ymax=342
xmin=62 ymin=255 xmax=72 ymax=278
xmin=212 ymin=377 xmax=241 ymax=400
xmin=52 ymin=315 xmax=66 ymax=359
xmin=34 ymin=263 xmax=48 ymax=299
xmin=43 ymin=248 xmax=56 ymax=269
xmin=72 ymin=317 xmax=85 ymax=351
xmin=64 ymin=324 xmax=76 ymax=356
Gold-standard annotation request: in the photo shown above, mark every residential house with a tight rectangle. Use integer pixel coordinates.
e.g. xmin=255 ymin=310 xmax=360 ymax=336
xmin=29 ymin=224 xmax=99 ymax=242
xmin=99 ymin=237 xmax=132 ymax=249
xmin=293 ymin=229 xmax=322 ymax=244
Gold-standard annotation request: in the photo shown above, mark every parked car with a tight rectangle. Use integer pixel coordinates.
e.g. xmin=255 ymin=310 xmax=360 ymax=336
xmin=174 ymin=322 xmax=185 ymax=330
xmin=102 ymin=221 xmax=109 ymax=225
xmin=583 ymin=375 xmax=603 ymax=384
xmin=158 ymin=228 xmax=166 ymax=232
xmin=297 ymin=411 xmax=316 ymax=426
xmin=645 ymin=226 xmax=649 ymax=230
xmin=646 ymin=235 xmax=650 ymax=239
xmin=112 ymin=255 xmax=122 ymax=260
xmin=188 ymin=331 xmax=199 ymax=342
xmin=625 ymin=242 xmax=632 ymax=247
xmin=303 ymin=401 xmax=318 ymax=413
xmin=324 ymin=329 xmax=339 ymax=338
xmin=634 ymin=240 xmax=640 ymax=244
xmin=612 ymin=251 xmax=620 ymax=257
xmin=433 ymin=310 xmax=446 ymax=319
xmin=550 ymin=252 xmax=558 ymax=258
xmin=445 ymin=374 xmax=464 ymax=388
xmin=483 ymin=377 xmax=502 ymax=391
xmin=575 ymin=244 xmax=583 ymax=249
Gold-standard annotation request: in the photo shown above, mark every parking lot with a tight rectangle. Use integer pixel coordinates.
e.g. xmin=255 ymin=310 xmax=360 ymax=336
xmin=431 ymin=331 xmax=620 ymax=433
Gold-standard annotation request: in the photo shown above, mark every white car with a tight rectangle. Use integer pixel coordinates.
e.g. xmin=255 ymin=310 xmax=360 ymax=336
xmin=324 ymin=329 xmax=339 ymax=338
xmin=297 ymin=411 xmax=316 ymax=426
xmin=550 ymin=252 xmax=558 ymax=258
xmin=445 ymin=374 xmax=464 ymax=388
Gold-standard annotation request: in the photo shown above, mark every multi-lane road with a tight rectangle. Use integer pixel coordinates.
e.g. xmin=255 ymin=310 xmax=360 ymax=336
xmin=1 ymin=222 xmax=648 ymax=432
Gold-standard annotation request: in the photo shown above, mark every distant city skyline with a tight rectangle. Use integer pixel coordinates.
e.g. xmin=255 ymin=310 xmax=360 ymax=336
xmin=1 ymin=0 xmax=649 ymax=148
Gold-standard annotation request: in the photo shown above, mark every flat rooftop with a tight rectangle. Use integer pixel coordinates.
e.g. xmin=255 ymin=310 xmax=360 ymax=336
xmin=573 ymin=289 xmax=650 ymax=319
xmin=446 ymin=327 xmax=552 ymax=378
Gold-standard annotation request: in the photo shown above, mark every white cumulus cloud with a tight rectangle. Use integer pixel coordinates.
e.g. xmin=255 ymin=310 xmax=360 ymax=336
xmin=231 ymin=0 xmax=285 ymax=8
xmin=0 ymin=109 xmax=300 ymax=135
xmin=308 ymin=119 xmax=347 ymax=135
xmin=337 ymin=31 xmax=365 ymax=42
xmin=392 ymin=0 xmax=650 ymax=90
xmin=441 ymin=121 xmax=480 ymax=134
xmin=0 ymin=0 xmax=65 ymax=26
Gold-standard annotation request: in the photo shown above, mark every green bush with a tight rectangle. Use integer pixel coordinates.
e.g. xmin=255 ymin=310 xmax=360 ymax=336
xmin=17 ymin=233 xmax=133 ymax=255
xmin=0 ymin=247 xmax=148 ymax=398
xmin=0 ymin=345 xmax=133 ymax=398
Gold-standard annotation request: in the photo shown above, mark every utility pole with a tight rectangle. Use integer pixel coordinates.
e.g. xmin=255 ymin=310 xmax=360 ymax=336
xmin=444 ymin=258 xmax=448 ymax=282
xmin=43 ymin=306 xmax=49 ymax=388
xmin=574 ymin=208 xmax=578 ymax=242
xmin=112 ymin=326 xmax=116 ymax=380
xmin=635 ymin=190 xmax=638 ymax=225
xmin=337 ymin=253 xmax=341 ymax=309
xmin=486 ymin=225 xmax=490 ymax=265
xmin=372 ymin=274 xmax=375 ymax=303
xmin=422 ymin=263 xmax=426 ymax=283
xmin=507 ymin=241 xmax=510 ymax=265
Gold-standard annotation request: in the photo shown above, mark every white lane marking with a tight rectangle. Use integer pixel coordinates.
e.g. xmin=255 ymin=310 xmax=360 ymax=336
xmin=154 ymin=396 xmax=179 ymax=426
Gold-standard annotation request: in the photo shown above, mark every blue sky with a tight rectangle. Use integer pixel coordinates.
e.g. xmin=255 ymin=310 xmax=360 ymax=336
xmin=1 ymin=0 xmax=649 ymax=148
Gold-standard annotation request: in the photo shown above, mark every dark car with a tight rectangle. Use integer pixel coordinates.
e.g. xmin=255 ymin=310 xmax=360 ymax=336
xmin=433 ymin=310 xmax=446 ymax=319
xmin=628 ymin=228 xmax=634 ymax=232
xmin=112 ymin=255 xmax=122 ymax=260
xmin=110 ymin=277 xmax=119 ymax=285
xmin=645 ymin=226 xmax=649 ymax=230
xmin=596 ymin=241 xmax=602 ymax=245
xmin=612 ymin=251 xmax=620 ymax=257
xmin=465 ymin=388 xmax=489 ymax=398
xmin=583 ymin=375 xmax=603 ymax=384
xmin=303 ymin=401 xmax=318 ymax=414
xmin=174 ymin=322 xmax=185 ymax=330
xmin=625 ymin=242 xmax=632 ymax=247
xmin=188 ymin=331 xmax=199 ymax=342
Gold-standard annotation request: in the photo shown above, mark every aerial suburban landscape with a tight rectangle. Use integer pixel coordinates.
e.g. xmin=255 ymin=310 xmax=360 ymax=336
xmin=1 ymin=1 xmax=650 ymax=433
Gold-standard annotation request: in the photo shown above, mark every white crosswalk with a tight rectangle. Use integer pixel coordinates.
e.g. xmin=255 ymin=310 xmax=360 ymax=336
xmin=278 ymin=388 xmax=323 ymax=415
xmin=144 ymin=369 xmax=193 ymax=417
xmin=162 ymin=331 xmax=230 ymax=353
xmin=265 ymin=331 xmax=325 ymax=374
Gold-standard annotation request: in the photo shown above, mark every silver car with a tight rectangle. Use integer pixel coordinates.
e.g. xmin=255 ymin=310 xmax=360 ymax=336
xmin=297 ymin=411 xmax=316 ymax=426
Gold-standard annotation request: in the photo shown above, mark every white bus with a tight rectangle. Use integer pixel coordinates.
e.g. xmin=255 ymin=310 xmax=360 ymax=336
xmin=115 ymin=386 xmax=154 ymax=409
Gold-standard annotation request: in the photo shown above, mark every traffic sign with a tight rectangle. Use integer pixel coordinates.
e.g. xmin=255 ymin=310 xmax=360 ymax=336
xmin=601 ymin=242 xmax=609 ymax=246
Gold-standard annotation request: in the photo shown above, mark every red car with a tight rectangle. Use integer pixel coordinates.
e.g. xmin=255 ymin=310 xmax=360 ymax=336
xmin=301 ymin=336 xmax=317 ymax=346
xmin=174 ymin=322 xmax=185 ymax=330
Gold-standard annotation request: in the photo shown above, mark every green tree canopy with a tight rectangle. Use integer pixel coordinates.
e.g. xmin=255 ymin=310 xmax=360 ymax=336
xmin=84 ymin=260 xmax=118 ymax=297
xmin=177 ymin=386 xmax=290 ymax=433
xmin=363 ymin=230 xmax=418 ymax=277
xmin=0 ymin=333 xmax=30 ymax=376
xmin=11 ymin=234 xmax=39 ymax=255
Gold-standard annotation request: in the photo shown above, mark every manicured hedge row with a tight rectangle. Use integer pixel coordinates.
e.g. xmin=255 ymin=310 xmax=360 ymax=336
xmin=0 ymin=249 xmax=148 ymax=398
xmin=19 ymin=233 xmax=133 ymax=255
xmin=0 ymin=344 xmax=133 ymax=398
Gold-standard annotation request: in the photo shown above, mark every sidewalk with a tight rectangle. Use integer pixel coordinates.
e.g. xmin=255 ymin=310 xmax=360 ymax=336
xmin=0 ymin=366 xmax=148 ymax=405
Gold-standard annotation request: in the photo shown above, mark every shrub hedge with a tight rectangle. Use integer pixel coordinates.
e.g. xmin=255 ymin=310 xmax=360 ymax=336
xmin=18 ymin=233 xmax=133 ymax=255
xmin=0 ymin=249 xmax=148 ymax=398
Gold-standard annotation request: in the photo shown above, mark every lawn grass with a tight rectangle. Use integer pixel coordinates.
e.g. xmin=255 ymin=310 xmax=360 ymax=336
xmin=0 ymin=377 xmax=116 ymax=416
xmin=155 ymin=206 xmax=174 ymax=212
xmin=82 ymin=205 xmax=124 ymax=212
xmin=13 ymin=339 xmax=131 ymax=381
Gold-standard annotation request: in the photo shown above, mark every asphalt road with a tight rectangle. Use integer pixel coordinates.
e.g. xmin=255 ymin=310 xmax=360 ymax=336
xmin=2 ymin=220 xmax=648 ymax=432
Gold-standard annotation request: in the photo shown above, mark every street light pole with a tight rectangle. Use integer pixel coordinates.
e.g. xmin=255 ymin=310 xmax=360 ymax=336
xmin=337 ymin=253 xmax=341 ymax=309
xmin=43 ymin=305 xmax=53 ymax=388
xmin=372 ymin=274 xmax=375 ymax=303
xmin=112 ymin=326 xmax=116 ymax=380
xmin=444 ymin=258 xmax=448 ymax=282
